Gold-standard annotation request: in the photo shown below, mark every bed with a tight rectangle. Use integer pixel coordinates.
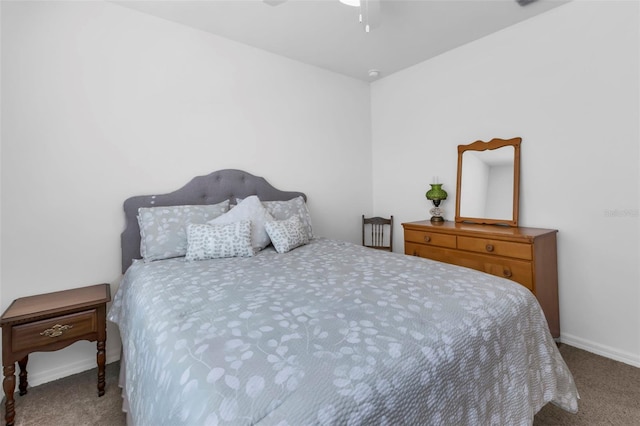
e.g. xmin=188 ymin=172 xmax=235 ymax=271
xmin=108 ymin=169 xmax=578 ymax=425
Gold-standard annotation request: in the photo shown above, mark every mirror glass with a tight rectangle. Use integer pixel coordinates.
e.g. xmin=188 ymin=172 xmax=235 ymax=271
xmin=455 ymin=137 xmax=521 ymax=226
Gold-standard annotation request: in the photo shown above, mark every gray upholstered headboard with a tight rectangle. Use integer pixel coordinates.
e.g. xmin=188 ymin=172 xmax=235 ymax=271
xmin=121 ymin=169 xmax=307 ymax=273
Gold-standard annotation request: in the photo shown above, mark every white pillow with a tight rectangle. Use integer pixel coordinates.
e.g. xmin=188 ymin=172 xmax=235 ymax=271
xmin=265 ymin=215 xmax=310 ymax=254
xmin=185 ymin=222 xmax=253 ymax=261
xmin=208 ymin=195 xmax=274 ymax=252
xmin=137 ymin=201 xmax=230 ymax=262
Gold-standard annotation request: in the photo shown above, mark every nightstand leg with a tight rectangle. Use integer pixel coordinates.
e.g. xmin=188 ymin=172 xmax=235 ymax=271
xmin=97 ymin=340 xmax=106 ymax=396
xmin=3 ymin=364 xmax=16 ymax=426
xmin=17 ymin=356 xmax=28 ymax=396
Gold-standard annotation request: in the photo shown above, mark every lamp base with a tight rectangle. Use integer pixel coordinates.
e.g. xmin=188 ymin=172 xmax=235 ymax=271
xmin=429 ymin=205 xmax=445 ymax=223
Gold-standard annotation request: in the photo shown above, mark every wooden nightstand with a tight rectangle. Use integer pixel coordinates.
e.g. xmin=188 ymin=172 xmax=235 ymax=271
xmin=1 ymin=283 xmax=111 ymax=426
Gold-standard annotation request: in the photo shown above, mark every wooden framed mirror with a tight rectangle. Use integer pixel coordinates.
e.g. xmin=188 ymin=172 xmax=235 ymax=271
xmin=455 ymin=137 xmax=521 ymax=226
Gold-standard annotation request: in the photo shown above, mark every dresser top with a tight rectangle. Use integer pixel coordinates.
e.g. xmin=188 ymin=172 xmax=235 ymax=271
xmin=1 ymin=284 xmax=111 ymax=325
xmin=402 ymin=220 xmax=557 ymax=240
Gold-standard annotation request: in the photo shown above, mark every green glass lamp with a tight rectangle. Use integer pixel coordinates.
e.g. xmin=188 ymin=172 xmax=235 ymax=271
xmin=426 ymin=183 xmax=448 ymax=222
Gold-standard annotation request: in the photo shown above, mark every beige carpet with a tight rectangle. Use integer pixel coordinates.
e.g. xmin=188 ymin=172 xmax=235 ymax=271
xmin=534 ymin=344 xmax=640 ymax=425
xmin=2 ymin=344 xmax=639 ymax=425
xmin=2 ymin=362 xmax=125 ymax=426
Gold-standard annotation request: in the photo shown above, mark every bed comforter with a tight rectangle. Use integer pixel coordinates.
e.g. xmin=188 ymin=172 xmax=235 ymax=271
xmin=108 ymin=238 xmax=578 ymax=425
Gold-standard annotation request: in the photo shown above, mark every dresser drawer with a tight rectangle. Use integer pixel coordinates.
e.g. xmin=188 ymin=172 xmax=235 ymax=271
xmin=406 ymin=242 xmax=448 ymax=259
xmin=457 ymin=236 xmax=532 ymax=260
xmin=449 ymin=251 xmax=533 ymax=290
xmin=404 ymin=229 xmax=456 ymax=248
xmin=408 ymin=244 xmax=533 ymax=290
xmin=12 ymin=310 xmax=98 ymax=352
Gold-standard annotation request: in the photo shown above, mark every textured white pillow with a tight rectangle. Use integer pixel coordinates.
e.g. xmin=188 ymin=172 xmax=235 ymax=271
xmin=207 ymin=195 xmax=274 ymax=252
xmin=137 ymin=201 xmax=230 ymax=262
xmin=265 ymin=215 xmax=310 ymax=254
xmin=185 ymin=222 xmax=253 ymax=261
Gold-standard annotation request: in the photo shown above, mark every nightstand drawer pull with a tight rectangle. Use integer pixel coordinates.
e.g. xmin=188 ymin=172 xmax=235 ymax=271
xmin=424 ymin=236 xmax=431 ymax=243
xmin=40 ymin=324 xmax=73 ymax=338
xmin=485 ymin=244 xmax=494 ymax=252
xmin=503 ymin=269 xmax=513 ymax=278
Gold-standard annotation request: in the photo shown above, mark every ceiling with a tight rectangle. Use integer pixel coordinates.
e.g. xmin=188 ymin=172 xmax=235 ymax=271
xmin=115 ymin=0 xmax=569 ymax=81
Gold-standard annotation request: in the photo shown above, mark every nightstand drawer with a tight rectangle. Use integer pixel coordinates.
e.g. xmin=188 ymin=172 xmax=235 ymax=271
xmin=404 ymin=229 xmax=456 ymax=248
xmin=12 ymin=310 xmax=97 ymax=352
xmin=457 ymin=236 xmax=532 ymax=260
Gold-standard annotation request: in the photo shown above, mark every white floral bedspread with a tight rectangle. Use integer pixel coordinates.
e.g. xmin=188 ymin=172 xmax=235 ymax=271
xmin=109 ymin=238 xmax=578 ymax=425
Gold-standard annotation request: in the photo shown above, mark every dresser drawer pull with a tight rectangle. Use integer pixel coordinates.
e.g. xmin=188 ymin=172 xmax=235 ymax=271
xmin=503 ymin=269 xmax=513 ymax=278
xmin=40 ymin=324 xmax=73 ymax=338
xmin=485 ymin=244 xmax=494 ymax=252
xmin=424 ymin=236 xmax=431 ymax=243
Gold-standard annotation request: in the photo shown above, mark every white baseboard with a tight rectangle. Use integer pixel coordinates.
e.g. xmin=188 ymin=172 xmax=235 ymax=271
xmin=561 ymin=332 xmax=640 ymax=368
xmin=26 ymin=348 xmax=121 ymax=388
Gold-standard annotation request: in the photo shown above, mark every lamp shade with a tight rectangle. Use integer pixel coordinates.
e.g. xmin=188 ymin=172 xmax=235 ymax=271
xmin=426 ymin=184 xmax=448 ymax=201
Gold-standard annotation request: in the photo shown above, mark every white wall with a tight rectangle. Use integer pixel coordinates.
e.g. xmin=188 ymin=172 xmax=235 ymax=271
xmin=371 ymin=0 xmax=640 ymax=366
xmin=1 ymin=0 xmax=371 ymax=386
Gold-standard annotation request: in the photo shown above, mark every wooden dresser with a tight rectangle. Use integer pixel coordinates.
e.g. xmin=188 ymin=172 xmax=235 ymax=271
xmin=402 ymin=220 xmax=559 ymax=338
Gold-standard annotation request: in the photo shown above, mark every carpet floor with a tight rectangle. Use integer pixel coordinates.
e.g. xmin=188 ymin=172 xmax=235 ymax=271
xmin=2 ymin=344 xmax=638 ymax=425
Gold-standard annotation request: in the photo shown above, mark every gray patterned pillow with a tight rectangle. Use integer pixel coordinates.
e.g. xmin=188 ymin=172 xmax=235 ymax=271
xmin=185 ymin=221 xmax=253 ymax=261
xmin=262 ymin=196 xmax=313 ymax=240
xmin=138 ymin=201 xmax=230 ymax=262
xmin=265 ymin=215 xmax=310 ymax=254
xmin=208 ymin=196 xmax=274 ymax=253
